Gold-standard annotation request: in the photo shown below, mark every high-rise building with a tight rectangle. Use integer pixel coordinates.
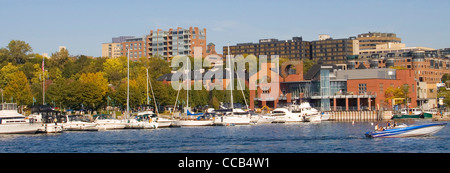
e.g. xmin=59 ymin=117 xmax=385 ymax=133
xmin=112 ymin=36 xmax=135 ymax=43
xmin=146 ymin=27 xmax=206 ymax=59
xmin=356 ymin=32 xmax=401 ymax=50
xmin=310 ymin=35 xmax=359 ymax=64
xmin=101 ymin=42 xmax=122 ymax=58
xmin=223 ymin=37 xmax=311 ymax=60
xmin=102 ymin=36 xmax=136 ymax=58
xmin=120 ymin=37 xmax=146 ymax=60
xmin=224 ymin=35 xmax=359 ymax=64
xmin=103 ymin=27 xmax=206 ymax=59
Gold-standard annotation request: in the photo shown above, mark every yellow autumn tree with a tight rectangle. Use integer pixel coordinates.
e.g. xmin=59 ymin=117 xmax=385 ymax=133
xmin=77 ymin=72 xmax=109 ymax=109
xmin=4 ymin=71 xmax=33 ymax=105
xmin=79 ymin=72 xmax=109 ymax=96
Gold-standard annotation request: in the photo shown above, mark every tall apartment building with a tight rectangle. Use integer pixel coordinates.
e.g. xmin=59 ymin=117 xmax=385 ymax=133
xmin=357 ymin=32 xmax=401 ymax=50
xmin=311 ymin=35 xmax=359 ymax=64
xmin=224 ymin=35 xmax=358 ymax=64
xmin=102 ymin=36 xmax=135 ymax=58
xmin=101 ymin=43 xmax=122 ymax=58
xmin=348 ymin=42 xmax=449 ymax=84
xmin=224 ymin=37 xmax=311 ymax=60
xmin=146 ymin=27 xmax=206 ymax=59
xmin=103 ymin=27 xmax=206 ymax=59
xmin=120 ymin=37 xmax=146 ymax=60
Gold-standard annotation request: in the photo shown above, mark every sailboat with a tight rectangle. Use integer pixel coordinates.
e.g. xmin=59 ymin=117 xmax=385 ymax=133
xmin=171 ymin=56 xmax=214 ymax=127
xmin=213 ymin=43 xmax=251 ymax=126
xmin=123 ymin=49 xmax=158 ymax=129
xmin=140 ymin=68 xmax=170 ymax=128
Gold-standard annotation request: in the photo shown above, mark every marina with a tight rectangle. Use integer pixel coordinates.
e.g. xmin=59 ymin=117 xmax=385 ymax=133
xmin=1 ymin=120 xmax=449 ymax=153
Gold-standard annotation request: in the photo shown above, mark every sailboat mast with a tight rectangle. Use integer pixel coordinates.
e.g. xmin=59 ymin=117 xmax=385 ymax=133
xmin=42 ymin=57 xmax=45 ymax=105
xmin=127 ymin=48 xmax=130 ymax=118
xmin=148 ymin=68 xmax=159 ymax=114
xmin=228 ymin=43 xmax=233 ymax=115
xmin=186 ymin=56 xmax=189 ymax=113
xmin=146 ymin=68 xmax=149 ymax=106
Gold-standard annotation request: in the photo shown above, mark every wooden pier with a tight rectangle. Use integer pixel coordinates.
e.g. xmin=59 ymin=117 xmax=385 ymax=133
xmin=327 ymin=110 xmax=390 ymax=121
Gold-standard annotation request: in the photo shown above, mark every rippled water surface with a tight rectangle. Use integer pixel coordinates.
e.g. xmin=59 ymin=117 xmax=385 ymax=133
xmin=1 ymin=121 xmax=449 ymax=153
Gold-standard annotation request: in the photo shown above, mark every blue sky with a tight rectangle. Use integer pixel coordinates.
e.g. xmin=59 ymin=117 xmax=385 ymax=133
xmin=1 ymin=0 xmax=449 ymax=57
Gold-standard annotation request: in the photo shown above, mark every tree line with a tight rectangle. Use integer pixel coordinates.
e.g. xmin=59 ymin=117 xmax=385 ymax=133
xmin=0 ymin=40 xmax=250 ymax=112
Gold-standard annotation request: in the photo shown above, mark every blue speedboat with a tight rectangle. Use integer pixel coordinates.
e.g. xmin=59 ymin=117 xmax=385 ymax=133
xmin=365 ymin=123 xmax=447 ymax=138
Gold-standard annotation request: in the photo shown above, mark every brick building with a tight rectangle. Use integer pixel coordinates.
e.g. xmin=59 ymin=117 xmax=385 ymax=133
xmin=249 ymin=61 xmax=417 ymax=110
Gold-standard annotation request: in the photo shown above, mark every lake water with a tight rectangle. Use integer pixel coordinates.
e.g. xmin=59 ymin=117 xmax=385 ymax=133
xmin=1 ymin=120 xmax=449 ymax=153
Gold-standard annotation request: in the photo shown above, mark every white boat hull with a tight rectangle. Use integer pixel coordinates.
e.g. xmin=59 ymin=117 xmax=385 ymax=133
xmin=39 ymin=123 xmax=63 ymax=133
xmin=305 ymin=115 xmax=321 ymax=122
xmin=172 ymin=120 xmax=213 ymax=126
xmin=366 ymin=123 xmax=447 ymax=138
xmin=63 ymin=122 xmax=98 ymax=131
xmin=214 ymin=116 xmax=251 ymax=125
xmin=95 ymin=119 xmax=126 ymax=130
xmin=320 ymin=113 xmax=330 ymax=121
xmin=251 ymin=115 xmax=276 ymax=124
xmin=157 ymin=119 xmax=173 ymax=128
xmin=97 ymin=123 xmax=126 ymax=130
xmin=0 ymin=123 xmax=40 ymax=134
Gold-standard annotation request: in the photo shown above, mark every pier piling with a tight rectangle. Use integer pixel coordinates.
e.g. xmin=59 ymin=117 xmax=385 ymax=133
xmin=329 ymin=110 xmax=379 ymax=121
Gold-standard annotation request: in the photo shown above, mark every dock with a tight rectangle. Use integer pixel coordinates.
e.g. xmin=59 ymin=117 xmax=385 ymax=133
xmin=327 ymin=110 xmax=392 ymax=121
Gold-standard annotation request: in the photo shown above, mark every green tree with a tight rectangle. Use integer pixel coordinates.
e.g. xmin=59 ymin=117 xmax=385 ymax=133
xmin=6 ymin=40 xmax=32 ymax=64
xmin=103 ymin=58 xmax=124 ymax=83
xmin=0 ymin=63 xmax=19 ymax=89
xmin=385 ymin=85 xmax=410 ymax=106
xmin=78 ymin=82 xmax=103 ymax=110
xmin=49 ymin=48 xmax=70 ymax=69
xmin=303 ymin=58 xmax=316 ymax=74
xmin=3 ymin=71 xmax=33 ymax=105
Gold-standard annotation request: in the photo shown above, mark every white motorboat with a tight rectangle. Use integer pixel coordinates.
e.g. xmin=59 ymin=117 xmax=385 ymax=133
xmin=365 ymin=123 xmax=447 ymax=138
xmin=126 ymin=111 xmax=158 ymax=129
xmin=304 ymin=114 xmax=321 ymax=122
xmin=94 ymin=114 xmax=126 ymax=130
xmin=296 ymin=102 xmax=321 ymax=122
xmin=156 ymin=117 xmax=173 ymax=128
xmin=40 ymin=123 xmax=63 ymax=133
xmin=251 ymin=114 xmax=276 ymax=124
xmin=320 ymin=112 xmax=331 ymax=121
xmin=0 ymin=103 xmax=40 ymax=134
xmin=63 ymin=115 xmax=98 ymax=131
xmin=140 ymin=110 xmax=172 ymax=128
xmin=172 ymin=119 xmax=214 ymax=126
xmin=214 ymin=108 xmax=251 ymax=126
xmin=270 ymin=108 xmax=303 ymax=123
xmin=28 ymin=108 xmax=63 ymax=133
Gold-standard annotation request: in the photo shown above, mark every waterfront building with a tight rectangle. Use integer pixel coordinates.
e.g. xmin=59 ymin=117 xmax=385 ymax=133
xmin=417 ymin=82 xmax=438 ymax=110
xmin=223 ymin=34 xmax=358 ymax=64
xmin=356 ymin=32 xmax=401 ymax=50
xmin=249 ymin=61 xmax=417 ymax=111
xmin=223 ymin=37 xmax=311 ymax=60
xmin=348 ymin=42 xmax=450 ymax=84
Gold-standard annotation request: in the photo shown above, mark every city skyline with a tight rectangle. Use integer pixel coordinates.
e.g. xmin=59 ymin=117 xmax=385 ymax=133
xmin=1 ymin=0 xmax=449 ymax=57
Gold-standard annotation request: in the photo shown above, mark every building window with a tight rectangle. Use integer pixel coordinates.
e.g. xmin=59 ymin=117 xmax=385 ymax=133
xmin=358 ymin=83 xmax=367 ymax=94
